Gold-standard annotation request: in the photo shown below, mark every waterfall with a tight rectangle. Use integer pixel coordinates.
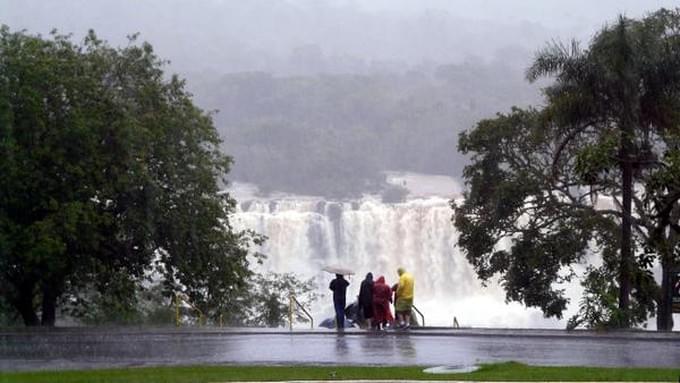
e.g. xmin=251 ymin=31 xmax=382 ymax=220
xmin=232 ymin=195 xmax=573 ymax=328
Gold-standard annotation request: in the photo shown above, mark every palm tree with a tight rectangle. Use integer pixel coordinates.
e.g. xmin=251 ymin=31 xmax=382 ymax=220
xmin=526 ymin=12 xmax=680 ymax=329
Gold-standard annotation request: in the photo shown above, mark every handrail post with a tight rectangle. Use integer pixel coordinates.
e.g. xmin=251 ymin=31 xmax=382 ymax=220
xmin=291 ymin=295 xmax=314 ymax=329
xmin=288 ymin=292 xmax=294 ymax=331
xmin=175 ymin=292 xmax=204 ymax=327
xmin=411 ymin=305 xmax=425 ymax=327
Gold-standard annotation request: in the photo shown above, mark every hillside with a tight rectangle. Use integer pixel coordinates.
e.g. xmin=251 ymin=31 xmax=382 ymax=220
xmin=191 ymin=60 xmax=541 ymax=197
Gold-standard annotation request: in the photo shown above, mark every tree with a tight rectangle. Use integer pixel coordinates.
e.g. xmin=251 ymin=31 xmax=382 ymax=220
xmin=453 ymin=9 xmax=680 ymax=329
xmin=629 ymin=8 xmax=680 ymax=331
xmin=0 ymin=27 xmax=257 ymax=326
xmin=526 ymin=10 xmax=680 ymax=329
xmin=246 ymin=272 xmax=318 ymax=328
xmin=524 ymin=17 xmax=647 ymax=327
xmin=456 ymin=108 xmax=623 ymax=320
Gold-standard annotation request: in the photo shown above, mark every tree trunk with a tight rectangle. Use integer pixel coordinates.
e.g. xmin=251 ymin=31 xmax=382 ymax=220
xmin=40 ymin=285 xmax=57 ymax=327
xmin=613 ymin=19 xmax=635 ymax=329
xmin=15 ymin=281 xmax=39 ymax=326
xmin=618 ymin=135 xmax=633 ymax=328
xmin=656 ymin=263 xmax=674 ymax=331
xmin=657 ymin=207 xmax=679 ymax=331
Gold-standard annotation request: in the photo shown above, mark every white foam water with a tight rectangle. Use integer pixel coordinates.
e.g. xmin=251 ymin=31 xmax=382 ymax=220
xmin=232 ymin=195 xmax=576 ymax=328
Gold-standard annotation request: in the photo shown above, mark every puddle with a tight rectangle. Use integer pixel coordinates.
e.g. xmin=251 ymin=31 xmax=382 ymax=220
xmin=422 ymin=364 xmax=480 ymax=374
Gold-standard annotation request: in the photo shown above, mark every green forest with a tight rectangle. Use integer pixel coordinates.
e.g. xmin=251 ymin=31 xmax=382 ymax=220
xmin=190 ymin=61 xmax=539 ymax=197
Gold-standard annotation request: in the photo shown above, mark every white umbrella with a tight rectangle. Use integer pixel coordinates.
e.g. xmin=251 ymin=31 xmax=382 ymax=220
xmin=322 ymin=265 xmax=355 ymax=276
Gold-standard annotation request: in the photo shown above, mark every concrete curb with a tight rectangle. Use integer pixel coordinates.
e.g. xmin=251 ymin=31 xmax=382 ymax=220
xmin=1 ymin=327 xmax=678 ymax=342
xmin=218 ymin=381 xmax=675 ymax=383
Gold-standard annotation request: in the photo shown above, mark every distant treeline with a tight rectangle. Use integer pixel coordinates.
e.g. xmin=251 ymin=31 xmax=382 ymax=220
xmin=190 ymin=60 xmax=541 ymax=197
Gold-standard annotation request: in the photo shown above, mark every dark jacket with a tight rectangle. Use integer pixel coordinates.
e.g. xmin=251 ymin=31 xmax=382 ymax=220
xmin=329 ymin=275 xmax=349 ymax=305
xmin=358 ymin=273 xmax=374 ymax=307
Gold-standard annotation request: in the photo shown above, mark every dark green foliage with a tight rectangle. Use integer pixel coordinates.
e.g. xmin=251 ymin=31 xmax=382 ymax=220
xmin=454 ymin=8 xmax=680 ymax=328
xmin=58 ymin=271 xmax=316 ymax=327
xmin=63 ymin=282 xmax=175 ymax=326
xmin=0 ymin=27 xmax=256 ymax=326
xmin=567 ymin=264 xmax=657 ymax=330
xmin=0 ymin=295 xmax=21 ymax=326
xmin=454 ymin=108 xmax=603 ymax=319
xmin=246 ymin=272 xmax=318 ymax=327
xmin=191 ymin=61 xmax=539 ymax=198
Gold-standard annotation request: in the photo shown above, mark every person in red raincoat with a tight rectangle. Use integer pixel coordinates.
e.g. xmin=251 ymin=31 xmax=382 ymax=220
xmin=372 ymin=276 xmax=393 ymax=330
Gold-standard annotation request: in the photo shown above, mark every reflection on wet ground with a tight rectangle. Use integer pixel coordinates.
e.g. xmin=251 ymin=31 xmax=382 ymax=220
xmin=0 ymin=328 xmax=678 ymax=371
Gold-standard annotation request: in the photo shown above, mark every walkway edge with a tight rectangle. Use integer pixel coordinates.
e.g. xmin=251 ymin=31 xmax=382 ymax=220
xmin=219 ymin=381 xmax=675 ymax=383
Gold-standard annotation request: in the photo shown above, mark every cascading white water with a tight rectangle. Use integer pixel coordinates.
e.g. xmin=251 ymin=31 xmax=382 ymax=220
xmin=232 ymin=193 xmax=575 ymax=328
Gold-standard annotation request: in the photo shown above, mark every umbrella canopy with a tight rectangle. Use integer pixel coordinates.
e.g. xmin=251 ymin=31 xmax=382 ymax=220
xmin=322 ymin=265 xmax=355 ymax=275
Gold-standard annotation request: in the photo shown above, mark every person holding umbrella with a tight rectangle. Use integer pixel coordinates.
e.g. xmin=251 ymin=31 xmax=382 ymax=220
xmin=329 ymin=273 xmax=350 ymax=329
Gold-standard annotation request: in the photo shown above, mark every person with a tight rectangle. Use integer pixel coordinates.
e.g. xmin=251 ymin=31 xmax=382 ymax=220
xmin=395 ymin=267 xmax=414 ymax=329
xmin=358 ymin=273 xmax=374 ymax=329
xmin=329 ymin=273 xmax=350 ymax=329
xmin=372 ymin=275 xmax=393 ymax=330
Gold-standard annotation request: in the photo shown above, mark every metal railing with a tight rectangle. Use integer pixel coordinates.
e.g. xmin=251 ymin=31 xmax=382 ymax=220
xmin=174 ymin=292 xmax=205 ymax=327
xmin=411 ymin=305 xmax=425 ymax=327
xmin=288 ymin=293 xmax=314 ymax=330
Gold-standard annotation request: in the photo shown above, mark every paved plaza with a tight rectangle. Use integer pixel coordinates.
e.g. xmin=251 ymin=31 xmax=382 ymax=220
xmin=0 ymin=327 xmax=678 ymax=371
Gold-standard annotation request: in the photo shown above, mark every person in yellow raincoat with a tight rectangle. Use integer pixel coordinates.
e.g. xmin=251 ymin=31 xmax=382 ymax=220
xmin=395 ymin=267 xmax=414 ymax=328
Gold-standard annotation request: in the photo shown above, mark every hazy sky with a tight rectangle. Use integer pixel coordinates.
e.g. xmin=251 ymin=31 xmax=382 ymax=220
xmin=3 ymin=0 xmax=678 ymax=76
xmin=350 ymin=0 xmax=676 ymax=24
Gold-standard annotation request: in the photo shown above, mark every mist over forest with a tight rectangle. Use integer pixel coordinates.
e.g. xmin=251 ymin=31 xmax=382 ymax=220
xmin=5 ymin=0 xmax=675 ymax=197
xmin=192 ymin=63 xmax=538 ymax=196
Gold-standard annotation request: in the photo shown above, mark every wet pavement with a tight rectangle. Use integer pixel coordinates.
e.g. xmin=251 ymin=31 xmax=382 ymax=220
xmin=0 ymin=327 xmax=678 ymax=371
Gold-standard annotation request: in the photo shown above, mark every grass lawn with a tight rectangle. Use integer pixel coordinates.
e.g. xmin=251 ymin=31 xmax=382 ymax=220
xmin=1 ymin=362 xmax=678 ymax=383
